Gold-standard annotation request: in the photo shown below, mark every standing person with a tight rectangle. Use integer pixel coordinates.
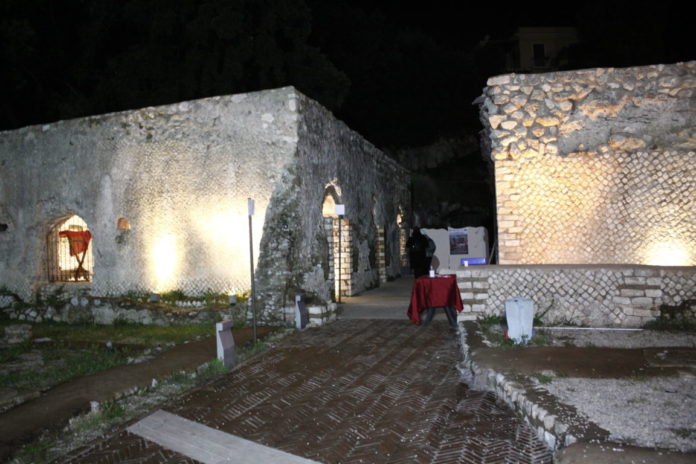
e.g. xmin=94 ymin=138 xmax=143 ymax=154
xmin=423 ymin=231 xmax=436 ymax=272
xmin=406 ymin=227 xmax=429 ymax=278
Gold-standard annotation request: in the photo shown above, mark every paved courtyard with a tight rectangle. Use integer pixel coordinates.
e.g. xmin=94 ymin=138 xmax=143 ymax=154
xmin=62 ymin=319 xmax=552 ymax=463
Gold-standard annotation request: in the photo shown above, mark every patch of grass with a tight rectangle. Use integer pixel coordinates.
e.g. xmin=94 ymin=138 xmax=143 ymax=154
xmin=203 ymin=288 xmax=228 ymax=306
xmin=121 ymin=289 xmax=149 ymax=301
xmin=74 ymin=400 xmax=125 ymax=434
xmin=477 ymin=314 xmax=504 ymax=331
xmin=0 ymin=342 xmax=135 ymax=391
xmin=168 ymin=370 xmax=195 ymax=384
xmin=0 ymin=338 xmax=33 ymax=363
xmin=548 ymin=318 xmax=581 ymax=327
xmin=101 ymin=400 xmax=126 ymax=420
xmin=672 ymin=428 xmax=694 ymax=439
xmin=198 ymin=358 xmax=229 ymax=378
xmin=532 ymin=372 xmax=553 ymax=384
xmin=484 ymin=331 xmax=516 ymax=348
xmin=160 ymin=289 xmax=187 ymax=303
xmin=31 ymin=320 xmax=214 ymax=346
xmin=643 ymin=317 xmax=696 ymax=332
xmin=530 ymin=334 xmax=550 ymax=345
xmin=13 ymin=440 xmax=54 ymax=464
xmin=45 ymin=285 xmax=67 ymax=307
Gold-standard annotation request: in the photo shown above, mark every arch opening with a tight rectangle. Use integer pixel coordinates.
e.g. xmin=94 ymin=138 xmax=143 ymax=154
xmin=46 ymin=214 xmax=94 ymax=282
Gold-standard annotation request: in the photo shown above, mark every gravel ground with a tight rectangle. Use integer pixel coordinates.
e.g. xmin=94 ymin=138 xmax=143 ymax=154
xmin=536 ymin=328 xmax=696 ymax=452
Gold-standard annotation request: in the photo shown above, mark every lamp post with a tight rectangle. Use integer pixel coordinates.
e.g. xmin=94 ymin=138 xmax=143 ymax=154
xmin=248 ymin=198 xmax=257 ymax=344
xmin=335 ymin=204 xmax=345 ymax=303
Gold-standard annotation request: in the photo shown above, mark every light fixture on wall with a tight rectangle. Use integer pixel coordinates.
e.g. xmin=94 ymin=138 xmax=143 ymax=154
xmin=645 ymin=240 xmax=691 ymax=266
xmin=117 ymin=217 xmax=131 ymax=230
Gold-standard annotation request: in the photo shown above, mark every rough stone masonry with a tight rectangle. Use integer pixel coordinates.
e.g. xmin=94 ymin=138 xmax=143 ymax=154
xmin=0 ymin=87 xmax=411 ymax=323
xmin=478 ymin=61 xmax=696 ymax=266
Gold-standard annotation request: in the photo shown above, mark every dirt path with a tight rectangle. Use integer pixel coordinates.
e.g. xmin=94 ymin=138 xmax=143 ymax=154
xmin=0 ymin=326 xmax=274 ymax=461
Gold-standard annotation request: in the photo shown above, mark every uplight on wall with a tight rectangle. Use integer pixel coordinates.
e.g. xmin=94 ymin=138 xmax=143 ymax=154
xmin=644 ymin=240 xmax=691 ymax=266
xmin=148 ymin=232 xmax=180 ymax=292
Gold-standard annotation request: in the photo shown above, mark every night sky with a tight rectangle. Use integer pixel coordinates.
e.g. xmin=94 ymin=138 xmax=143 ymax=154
xmin=1 ymin=0 xmax=692 ymax=227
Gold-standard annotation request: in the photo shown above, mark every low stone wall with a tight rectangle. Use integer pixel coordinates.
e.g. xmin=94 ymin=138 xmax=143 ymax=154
xmin=457 ymin=322 xmax=577 ymax=450
xmin=455 ymin=264 xmax=696 ymax=327
xmin=1 ymin=288 xmax=338 ymax=328
xmin=1 ymin=296 xmax=230 ymax=326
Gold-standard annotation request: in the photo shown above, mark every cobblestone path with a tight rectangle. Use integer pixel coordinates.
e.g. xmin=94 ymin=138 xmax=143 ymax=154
xmin=64 ymin=320 xmax=552 ymax=463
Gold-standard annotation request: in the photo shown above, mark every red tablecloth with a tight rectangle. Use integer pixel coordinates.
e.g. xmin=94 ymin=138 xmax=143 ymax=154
xmin=407 ymin=275 xmax=463 ymax=325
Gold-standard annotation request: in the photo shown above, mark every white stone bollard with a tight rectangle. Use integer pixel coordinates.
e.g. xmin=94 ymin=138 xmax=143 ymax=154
xmin=505 ymin=297 xmax=534 ymax=343
xmin=216 ymin=320 xmax=236 ymax=369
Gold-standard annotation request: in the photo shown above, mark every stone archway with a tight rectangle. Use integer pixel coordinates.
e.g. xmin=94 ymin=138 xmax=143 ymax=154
xmin=321 ymin=185 xmax=352 ymax=300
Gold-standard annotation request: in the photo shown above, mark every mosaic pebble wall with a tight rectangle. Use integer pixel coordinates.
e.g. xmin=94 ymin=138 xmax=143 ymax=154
xmin=456 ymin=265 xmax=696 ymax=327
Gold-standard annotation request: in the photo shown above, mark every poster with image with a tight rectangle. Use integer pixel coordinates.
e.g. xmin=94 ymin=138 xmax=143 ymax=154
xmin=449 ymin=228 xmax=468 ymax=255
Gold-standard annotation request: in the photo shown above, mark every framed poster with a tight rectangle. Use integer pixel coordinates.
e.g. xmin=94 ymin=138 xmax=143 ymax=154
xmin=449 ymin=228 xmax=468 ymax=255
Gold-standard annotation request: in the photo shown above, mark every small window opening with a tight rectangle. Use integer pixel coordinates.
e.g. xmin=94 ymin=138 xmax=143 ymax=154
xmin=47 ymin=215 xmax=94 ymax=282
xmin=0 ymin=223 xmax=7 ymax=232
xmin=117 ymin=217 xmax=131 ymax=230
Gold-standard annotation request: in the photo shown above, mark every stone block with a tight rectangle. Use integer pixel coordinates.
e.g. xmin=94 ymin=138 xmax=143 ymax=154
xmin=644 ymin=289 xmax=662 ymax=298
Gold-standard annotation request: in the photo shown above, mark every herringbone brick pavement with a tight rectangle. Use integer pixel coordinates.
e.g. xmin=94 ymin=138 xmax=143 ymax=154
xmin=63 ymin=320 xmax=552 ymax=463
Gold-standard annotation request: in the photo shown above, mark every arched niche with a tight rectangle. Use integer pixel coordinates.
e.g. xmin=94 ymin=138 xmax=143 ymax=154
xmin=46 ymin=214 xmax=94 ymax=282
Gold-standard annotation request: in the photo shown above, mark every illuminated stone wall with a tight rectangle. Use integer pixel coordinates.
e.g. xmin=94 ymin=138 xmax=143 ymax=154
xmin=456 ymin=265 xmax=696 ymax=327
xmin=478 ymin=61 xmax=696 ymax=265
xmin=0 ymin=87 xmax=410 ymax=318
xmin=256 ymin=93 xmax=411 ymax=316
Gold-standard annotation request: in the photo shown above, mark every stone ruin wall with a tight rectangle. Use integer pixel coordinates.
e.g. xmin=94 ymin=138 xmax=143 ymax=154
xmin=478 ymin=61 xmax=696 ymax=266
xmin=255 ymin=92 xmax=411 ymax=318
xmin=0 ymin=88 xmax=299 ymax=301
xmin=0 ymin=87 xmax=411 ymax=326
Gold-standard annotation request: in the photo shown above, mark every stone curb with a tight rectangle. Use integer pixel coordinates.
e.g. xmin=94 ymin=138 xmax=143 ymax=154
xmin=456 ymin=321 xmax=575 ymax=451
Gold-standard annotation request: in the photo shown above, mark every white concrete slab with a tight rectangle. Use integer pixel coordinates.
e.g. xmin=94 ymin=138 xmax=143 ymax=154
xmin=127 ymin=409 xmax=320 ymax=464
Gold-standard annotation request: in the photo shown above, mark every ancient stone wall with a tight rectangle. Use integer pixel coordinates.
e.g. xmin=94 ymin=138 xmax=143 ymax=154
xmin=0 ymin=87 xmax=410 ymax=323
xmin=254 ymin=92 xmax=411 ymax=317
xmin=456 ymin=265 xmax=696 ymax=327
xmin=0 ymin=88 xmax=298 ymax=301
xmin=478 ymin=62 xmax=696 ymax=265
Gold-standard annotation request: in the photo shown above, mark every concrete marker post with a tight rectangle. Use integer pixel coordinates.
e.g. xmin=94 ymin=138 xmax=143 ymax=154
xmin=248 ymin=198 xmax=257 ymax=344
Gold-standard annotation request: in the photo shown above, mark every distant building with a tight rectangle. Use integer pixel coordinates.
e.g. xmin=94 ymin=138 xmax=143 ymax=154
xmin=506 ymin=27 xmax=579 ymax=73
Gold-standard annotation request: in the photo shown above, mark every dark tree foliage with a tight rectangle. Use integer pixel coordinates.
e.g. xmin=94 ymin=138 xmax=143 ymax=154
xmin=0 ymin=0 xmax=349 ymax=131
xmin=306 ymin=0 xmax=482 ymax=148
xmin=1 ymin=0 xmax=691 ymax=149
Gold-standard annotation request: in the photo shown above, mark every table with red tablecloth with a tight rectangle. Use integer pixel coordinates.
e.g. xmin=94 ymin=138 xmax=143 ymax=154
xmin=407 ymin=274 xmax=463 ymax=325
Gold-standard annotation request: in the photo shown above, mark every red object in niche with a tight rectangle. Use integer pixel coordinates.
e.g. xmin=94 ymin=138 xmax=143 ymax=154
xmin=407 ymin=275 xmax=463 ymax=325
xmin=59 ymin=230 xmax=92 ymax=256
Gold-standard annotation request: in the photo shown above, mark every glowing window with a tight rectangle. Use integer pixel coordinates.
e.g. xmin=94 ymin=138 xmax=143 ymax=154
xmin=47 ymin=215 xmax=94 ymax=282
xmin=117 ymin=217 xmax=131 ymax=230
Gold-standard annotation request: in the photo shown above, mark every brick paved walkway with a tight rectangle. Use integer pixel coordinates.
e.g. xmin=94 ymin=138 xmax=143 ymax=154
xmin=63 ymin=320 xmax=552 ymax=463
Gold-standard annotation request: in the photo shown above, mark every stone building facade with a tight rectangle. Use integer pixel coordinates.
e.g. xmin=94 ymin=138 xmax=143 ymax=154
xmin=478 ymin=61 xmax=696 ymax=266
xmin=0 ymin=87 xmax=410 ymax=321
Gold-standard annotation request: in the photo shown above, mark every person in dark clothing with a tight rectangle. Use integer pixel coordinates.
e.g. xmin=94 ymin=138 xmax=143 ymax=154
xmin=406 ymin=227 xmax=429 ymax=278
